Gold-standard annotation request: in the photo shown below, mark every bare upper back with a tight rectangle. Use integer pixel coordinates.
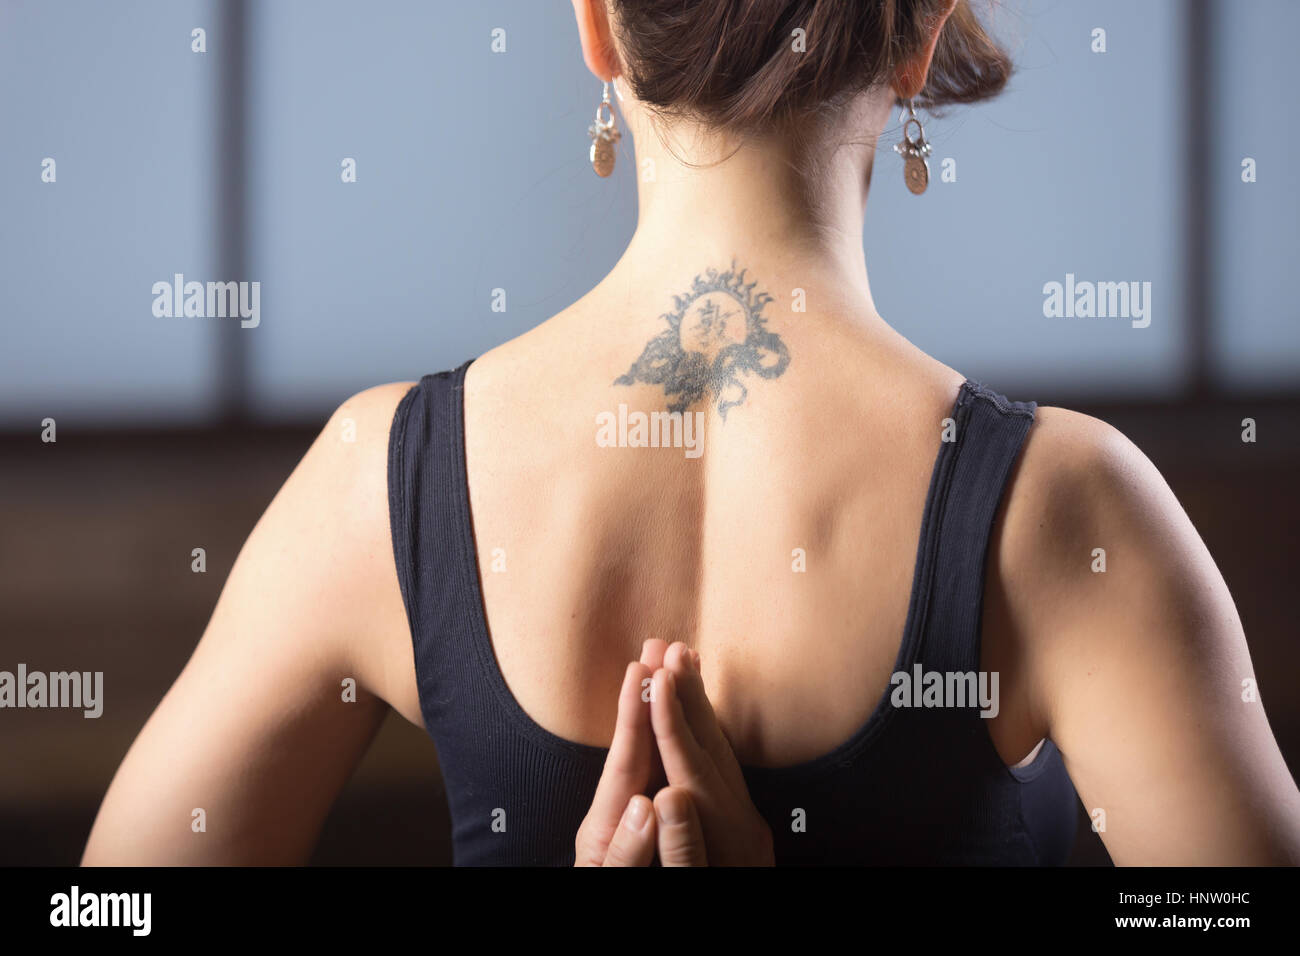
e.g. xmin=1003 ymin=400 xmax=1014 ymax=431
xmin=453 ymin=266 xmax=1040 ymax=768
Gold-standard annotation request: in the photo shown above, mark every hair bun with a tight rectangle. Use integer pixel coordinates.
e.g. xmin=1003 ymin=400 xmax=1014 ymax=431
xmin=610 ymin=0 xmax=1011 ymax=133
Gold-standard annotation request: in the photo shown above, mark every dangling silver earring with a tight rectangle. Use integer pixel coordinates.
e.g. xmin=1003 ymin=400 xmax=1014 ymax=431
xmin=588 ymin=81 xmax=621 ymax=178
xmin=893 ymin=99 xmax=932 ymax=195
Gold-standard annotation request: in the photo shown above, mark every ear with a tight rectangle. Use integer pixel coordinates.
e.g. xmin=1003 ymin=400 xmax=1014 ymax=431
xmin=571 ymin=0 xmax=620 ymax=81
xmin=892 ymin=0 xmax=959 ymax=100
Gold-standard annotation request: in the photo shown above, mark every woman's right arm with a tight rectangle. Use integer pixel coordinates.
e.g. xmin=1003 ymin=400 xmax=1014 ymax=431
xmin=994 ymin=406 xmax=1300 ymax=864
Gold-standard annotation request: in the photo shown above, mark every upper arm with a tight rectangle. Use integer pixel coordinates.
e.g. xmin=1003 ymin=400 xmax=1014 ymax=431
xmin=82 ymin=382 xmax=419 ymax=865
xmin=997 ymin=406 xmax=1300 ymax=864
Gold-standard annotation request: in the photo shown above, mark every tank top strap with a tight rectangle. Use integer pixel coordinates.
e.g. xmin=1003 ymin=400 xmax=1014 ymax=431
xmin=910 ymin=379 xmax=1036 ymax=676
xmin=387 ymin=359 xmax=480 ymax=736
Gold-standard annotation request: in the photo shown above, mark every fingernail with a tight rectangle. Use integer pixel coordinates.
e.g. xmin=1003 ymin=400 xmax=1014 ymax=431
xmin=656 ymin=794 xmax=688 ymax=826
xmin=623 ymin=797 xmax=650 ymax=832
xmin=690 ymin=649 xmax=701 ymax=671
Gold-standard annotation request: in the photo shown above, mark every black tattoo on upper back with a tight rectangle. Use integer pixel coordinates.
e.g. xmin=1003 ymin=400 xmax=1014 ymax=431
xmin=613 ymin=262 xmax=790 ymax=420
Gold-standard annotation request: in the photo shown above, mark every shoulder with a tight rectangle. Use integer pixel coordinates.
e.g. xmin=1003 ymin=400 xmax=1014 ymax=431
xmin=989 ymin=403 xmax=1245 ymax=726
xmin=994 ymin=404 xmax=1230 ymax=632
xmin=277 ymin=381 xmax=419 ymax=556
xmin=320 ymin=380 xmax=420 ymax=469
xmin=249 ymin=381 xmax=417 ymax=548
xmin=998 ymin=404 xmax=1212 ymax=593
xmin=218 ymin=381 xmax=423 ymax=719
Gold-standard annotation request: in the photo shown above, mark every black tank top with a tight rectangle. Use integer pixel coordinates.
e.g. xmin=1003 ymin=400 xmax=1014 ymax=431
xmin=388 ymin=360 xmax=1078 ymax=865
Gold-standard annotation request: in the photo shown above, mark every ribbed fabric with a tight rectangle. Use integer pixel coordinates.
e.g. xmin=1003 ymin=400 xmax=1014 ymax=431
xmin=388 ymin=361 xmax=1078 ymax=865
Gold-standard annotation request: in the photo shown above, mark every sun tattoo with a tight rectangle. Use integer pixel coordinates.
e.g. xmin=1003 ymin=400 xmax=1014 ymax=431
xmin=614 ymin=262 xmax=791 ymax=420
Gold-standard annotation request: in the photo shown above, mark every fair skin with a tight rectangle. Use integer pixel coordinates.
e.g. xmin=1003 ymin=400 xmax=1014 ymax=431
xmin=82 ymin=1 xmax=1300 ymax=866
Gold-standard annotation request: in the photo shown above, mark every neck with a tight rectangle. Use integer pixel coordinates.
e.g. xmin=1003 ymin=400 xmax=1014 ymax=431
xmin=611 ymin=92 xmax=893 ymax=315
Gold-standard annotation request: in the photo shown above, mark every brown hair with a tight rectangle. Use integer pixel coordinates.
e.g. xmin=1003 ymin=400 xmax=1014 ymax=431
xmin=607 ymin=0 xmax=1011 ymax=133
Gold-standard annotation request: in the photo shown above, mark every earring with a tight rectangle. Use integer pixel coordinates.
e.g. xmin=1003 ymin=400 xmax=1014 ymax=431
xmin=893 ymin=100 xmax=932 ymax=195
xmin=588 ymin=81 xmax=621 ymax=178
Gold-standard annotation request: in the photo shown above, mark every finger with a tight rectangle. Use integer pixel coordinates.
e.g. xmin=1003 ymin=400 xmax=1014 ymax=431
xmin=662 ymin=642 xmax=747 ymax=797
xmin=590 ymin=660 xmax=655 ymax=818
xmin=649 ymin=667 xmax=726 ymax=797
xmin=639 ymin=639 xmax=668 ymax=673
xmin=654 ymin=787 xmax=707 ymax=866
xmin=576 ymin=661 xmax=654 ymax=864
xmin=602 ymin=795 xmax=657 ymax=867
xmin=639 ymin=640 xmax=669 ymax=786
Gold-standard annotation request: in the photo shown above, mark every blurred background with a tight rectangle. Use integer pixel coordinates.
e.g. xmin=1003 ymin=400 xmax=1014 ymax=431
xmin=1 ymin=0 xmax=1297 ymax=865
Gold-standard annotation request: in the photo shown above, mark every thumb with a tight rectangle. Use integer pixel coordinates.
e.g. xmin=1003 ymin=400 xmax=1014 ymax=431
xmin=601 ymin=795 xmax=657 ymax=867
xmin=654 ymin=787 xmax=707 ymax=866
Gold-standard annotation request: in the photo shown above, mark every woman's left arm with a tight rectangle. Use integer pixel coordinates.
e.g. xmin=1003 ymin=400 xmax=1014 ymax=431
xmin=82 ymin=384 xmax=417 ymax=864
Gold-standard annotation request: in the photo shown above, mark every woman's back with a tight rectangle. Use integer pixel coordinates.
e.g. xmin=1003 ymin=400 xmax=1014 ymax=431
xmin=455 ymin=261 xmax=1018 ymax=769
xmin=384 ymin=257 xmax=1079 ymax=862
